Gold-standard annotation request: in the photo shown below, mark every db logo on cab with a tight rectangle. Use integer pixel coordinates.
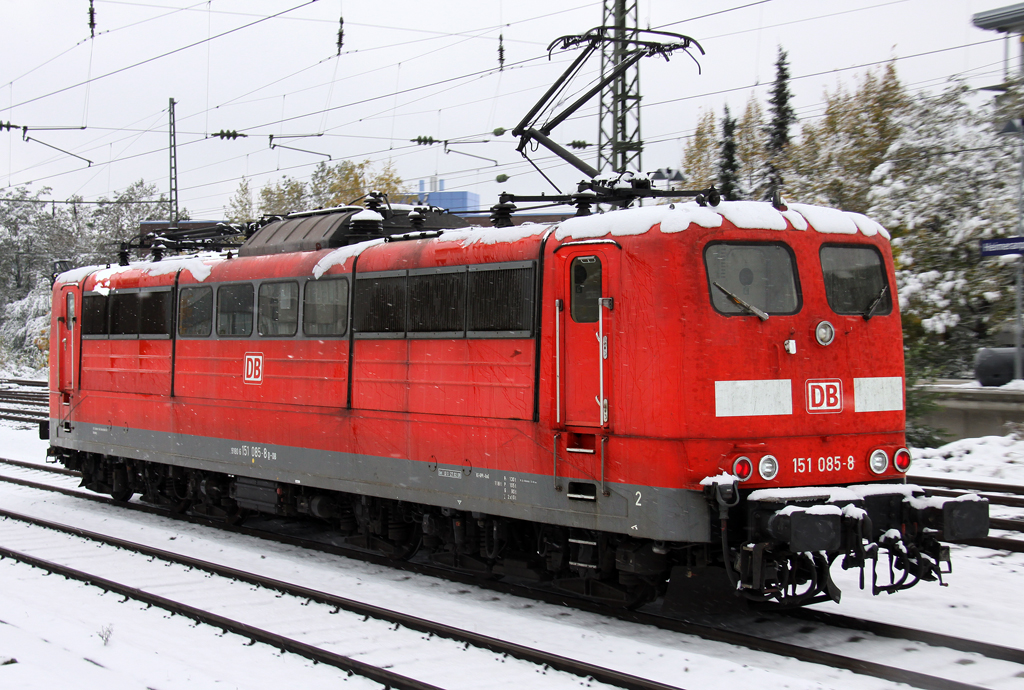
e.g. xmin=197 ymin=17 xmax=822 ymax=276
xmin=806 ymin=379 xmax=842 ymax=413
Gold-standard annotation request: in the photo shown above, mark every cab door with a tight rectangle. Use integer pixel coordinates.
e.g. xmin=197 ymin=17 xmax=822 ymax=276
xmin=58 ymin=288 xmax=78 ymax=396
xmin=561 ymin=249 xmax=616 ymax=428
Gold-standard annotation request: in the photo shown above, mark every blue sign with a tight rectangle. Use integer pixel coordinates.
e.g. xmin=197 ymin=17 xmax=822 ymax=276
xmin=981 ymin=237 xmax=1024 ymax=257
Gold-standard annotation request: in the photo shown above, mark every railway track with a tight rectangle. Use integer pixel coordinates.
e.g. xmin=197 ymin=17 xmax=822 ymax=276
xmin=0 ymin=458 xmax=1020 ymax=690
xmin=0 ymin=379 xmax=47 ymax=424
xmin=0 ymin=507 xmax=670 ymax=690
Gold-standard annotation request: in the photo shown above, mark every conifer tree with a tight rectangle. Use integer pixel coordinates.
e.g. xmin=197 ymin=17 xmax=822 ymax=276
xmin=765 ymin=47 xmax=796 ymax=197
xmin=719 ymin=106 xmax=740 ymax=200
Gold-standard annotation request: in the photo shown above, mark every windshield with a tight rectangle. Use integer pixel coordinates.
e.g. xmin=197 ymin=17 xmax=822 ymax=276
xmin=820 ymin=245 xmax=892 ymax=316
xmin=704 ymin=242 xmax=800 ymax=316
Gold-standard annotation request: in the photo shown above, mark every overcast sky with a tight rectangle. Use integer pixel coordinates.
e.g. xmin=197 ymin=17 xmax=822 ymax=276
xmin=0 ymin=0 xmax=1015 ymax=218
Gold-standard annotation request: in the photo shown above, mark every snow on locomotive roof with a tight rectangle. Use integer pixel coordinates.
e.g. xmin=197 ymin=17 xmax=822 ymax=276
xmin=437 ymin=223 xmax=549 ymax=245
xmin=55 ymin=200 xmax=890 ymax=287
xmin=56 ymin=252 xmax=222 ymax=290
xmin=555 ymin=203 xmax=721 ymax=240
xmin=554 ymin=200 xmax=889 ymax=241
xmin=312 ymin=238 xmax=385 ymax=279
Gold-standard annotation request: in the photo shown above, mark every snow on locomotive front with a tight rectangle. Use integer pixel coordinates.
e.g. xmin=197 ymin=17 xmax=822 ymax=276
xmin=575 ymin=199 xmax=989 ymax=606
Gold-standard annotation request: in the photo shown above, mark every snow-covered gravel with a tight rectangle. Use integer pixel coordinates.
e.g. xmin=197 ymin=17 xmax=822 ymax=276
xmin=1 ymin=419 xmax=1023 ymax=689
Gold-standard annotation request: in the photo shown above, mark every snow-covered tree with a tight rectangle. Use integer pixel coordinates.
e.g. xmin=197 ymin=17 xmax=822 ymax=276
xmin=87 ymin=180 xmax=165 ymax=259
xmin=0 ymin=282 xmax=51 ymax=371
xmin=0 ymin=187 xmax=49 ymax=302
xmin=791 ymin=62 xmax=909 ymax=213
xmin=868 ymin=81 xmax=1018 ymax=375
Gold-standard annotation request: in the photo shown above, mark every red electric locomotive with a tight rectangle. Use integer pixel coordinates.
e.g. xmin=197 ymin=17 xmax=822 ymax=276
xmin=47 ymin=193 xmax=988 ymax=607
xmin=46 ymin=27 xmax=987 ymax=608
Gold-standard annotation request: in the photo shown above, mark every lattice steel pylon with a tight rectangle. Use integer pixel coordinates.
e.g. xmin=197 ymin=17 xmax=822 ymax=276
xmin=596 ymin=0 xmax=641 ymax=175
xmin=168 ymin=97 xmax=179 ymax=227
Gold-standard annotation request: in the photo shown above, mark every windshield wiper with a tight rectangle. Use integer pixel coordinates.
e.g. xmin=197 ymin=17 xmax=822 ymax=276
xmin=863 ymin=285 xmax=889 ymax=321
xmin=713 ymin=282 xmax=769 ymax=321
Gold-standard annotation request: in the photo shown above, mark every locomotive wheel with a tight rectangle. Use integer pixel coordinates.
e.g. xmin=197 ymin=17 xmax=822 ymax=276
xmin=386 ymin=524 xmax=422 ymax=561
xmin=168 ymin=499 xmax=193 ymax=515
xmin=224 ymin=507 xmax=248 ymax=526
xmin=624 ymin=581 xmax=657 ymax=610
xmin=110 ymin=487 xmax=133 ymax=503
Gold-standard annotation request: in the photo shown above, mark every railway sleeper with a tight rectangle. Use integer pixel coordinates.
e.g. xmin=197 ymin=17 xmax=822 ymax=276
xmin=54 ymin=449 xmax=673 ymax=607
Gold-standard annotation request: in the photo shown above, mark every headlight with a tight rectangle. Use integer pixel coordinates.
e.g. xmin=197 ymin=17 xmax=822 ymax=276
xmin=758 ymin=455 xmax=779 ymax=480
xmin=733 ymin=456 xmax=753 ymax=481
xmin=893 ymin=448 xmax=912 ymax=473
xmin=815 ymin=321 xmax=835 ymax=346
xmin=868 ymin=449 xmax=889 ymax=475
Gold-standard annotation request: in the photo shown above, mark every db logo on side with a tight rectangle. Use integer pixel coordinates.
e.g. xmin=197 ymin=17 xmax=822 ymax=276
xmin=244 ymin=353 xmax=264 ymax=384
xmin=806 ymin=379 xmax=842 ymax=413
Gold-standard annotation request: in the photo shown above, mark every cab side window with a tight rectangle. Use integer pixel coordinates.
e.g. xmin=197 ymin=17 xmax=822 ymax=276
xmin=179 ymin=287 xmax=213 ymax=337
xmin=570 ymin=256 xmax=601 ymax=323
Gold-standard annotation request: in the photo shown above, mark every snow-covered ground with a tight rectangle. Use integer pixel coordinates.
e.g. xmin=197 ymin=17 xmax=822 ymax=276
xmin=911 ymin=434 xmax=1024 ymax=485
xmin=0 ymin=418 xmax=1022 ymax=689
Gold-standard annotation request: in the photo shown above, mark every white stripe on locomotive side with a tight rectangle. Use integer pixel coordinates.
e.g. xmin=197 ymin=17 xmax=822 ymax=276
xmin=853 ymin=376 xmax=904 ymax=412
xmin=714 ymin=379 xmax=793 ymax=417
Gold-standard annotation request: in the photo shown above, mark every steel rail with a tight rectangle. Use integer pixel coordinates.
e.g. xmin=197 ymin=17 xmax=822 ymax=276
xmin=0 ymin=466 xmax=1007 ymax=690
xmin=0 ymin=457 xmax=80 ymax=476
xmin=0 ymin=413 xmax=47 ymax=424
xmin=784 ymin=609 xmax=1024 ymax=665
xmin=0 ymin=392 xmax=49 ymax=403
xmin=0 ymin=507 xmax=685 ymax=690
xmin=0 ymin=406 xmax=46 ymax=417
xmin=952 ymin=535 xmax=1024 ymax=552
xmin=991 ymin=517 xmax=1024 ymax=532
xmin=924 ymin=487 xmax=1024 ymax=509
xmin=0 ymin=543 xmax=446 ymax=690
xmin=0 ymin=378 xmax=46 ymax=388
xmin=909 ymin=476 xmax=1024 ymax=496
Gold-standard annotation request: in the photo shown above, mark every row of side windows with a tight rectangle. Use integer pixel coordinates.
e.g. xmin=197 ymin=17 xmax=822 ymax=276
xmin=178 ymin=278 xmax=348 ymax=338
xmin=82 ymin=289 xmax=174 ymax=338
xmin=80 ymin=262 xmax=536 ymax=340
xmin=353 ymin=262 xmax=534 ymax=338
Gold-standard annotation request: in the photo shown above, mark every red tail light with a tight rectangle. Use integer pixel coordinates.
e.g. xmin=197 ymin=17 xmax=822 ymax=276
xmin=733 ymin=456 xmax=753 ymax=481
xmin=893 ymin=448 xmax=912 ymax=473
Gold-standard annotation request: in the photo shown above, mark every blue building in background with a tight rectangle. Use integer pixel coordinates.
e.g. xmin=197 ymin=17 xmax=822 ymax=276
xmin=418 ymin=179 xmax=479 ymax=213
